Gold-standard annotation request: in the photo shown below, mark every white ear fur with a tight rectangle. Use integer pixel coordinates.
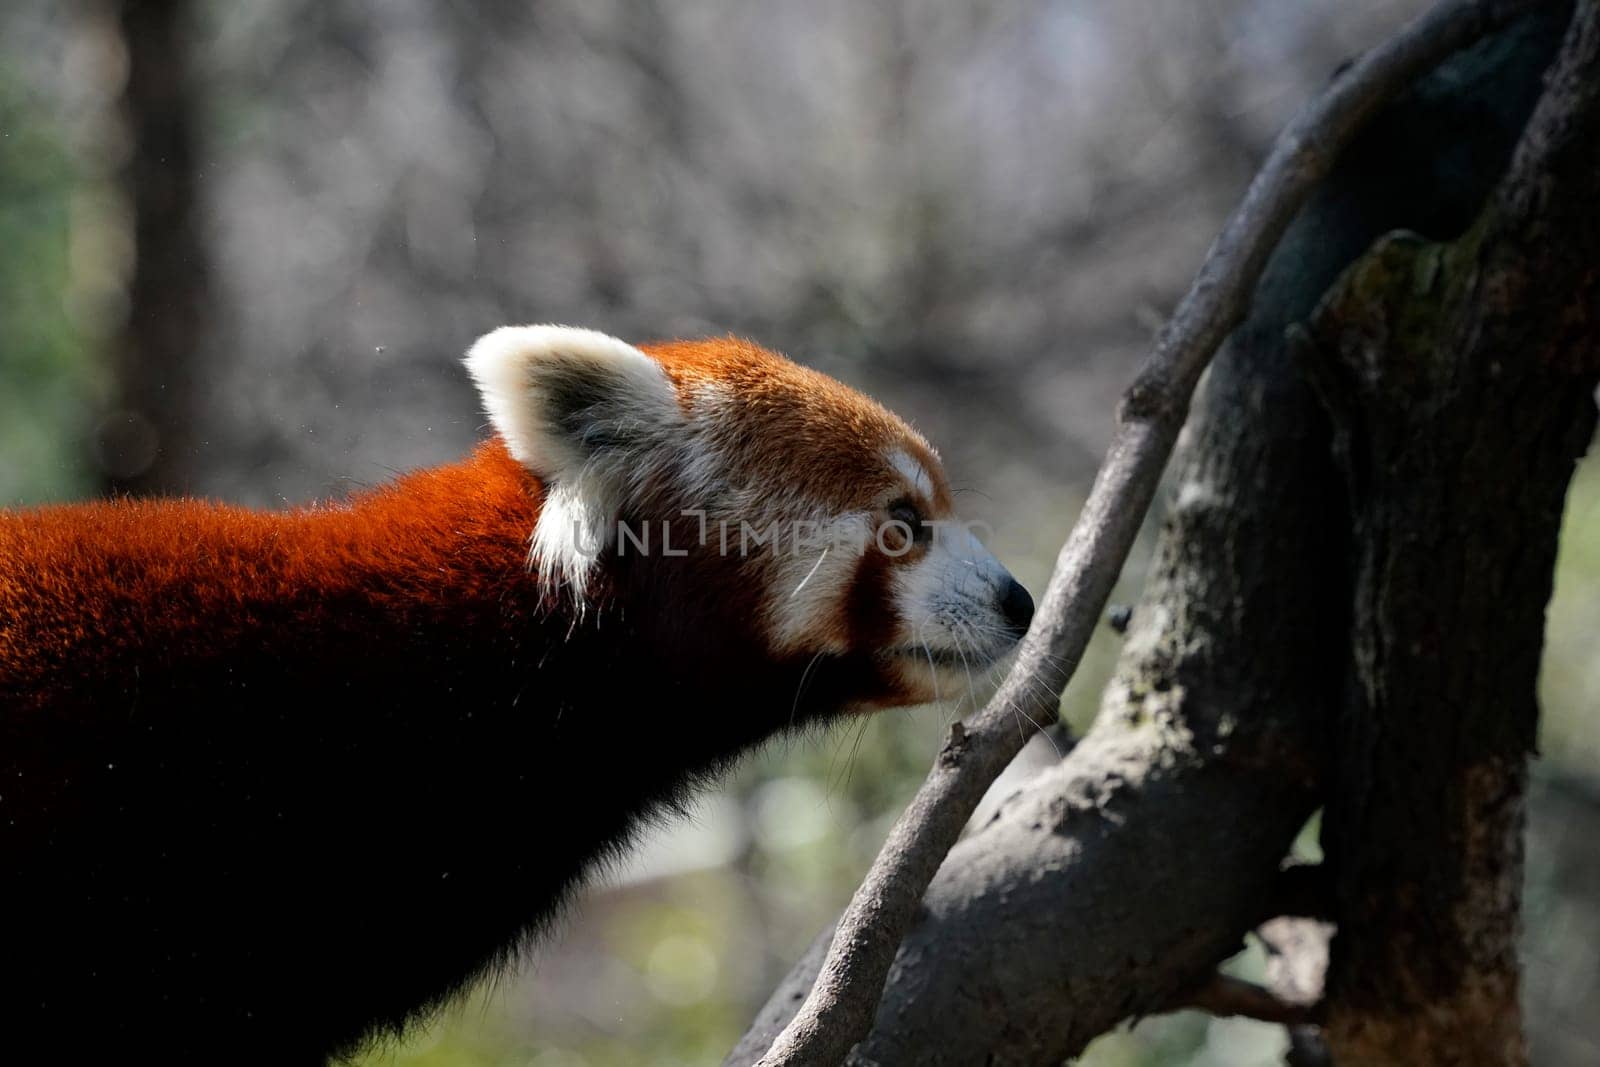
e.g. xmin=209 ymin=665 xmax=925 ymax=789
xmin=464 ymin=325 xmax=679 ymax=472
xmin=464 ymin=325 xmax=685 ymax=596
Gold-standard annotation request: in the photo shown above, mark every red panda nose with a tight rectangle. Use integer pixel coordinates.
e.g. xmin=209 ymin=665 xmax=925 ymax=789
xmin=999 ymin=577 xmax=1035 ymax=639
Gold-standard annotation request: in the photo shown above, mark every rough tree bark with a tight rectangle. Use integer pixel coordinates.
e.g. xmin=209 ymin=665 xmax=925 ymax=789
xmin=1311 ymin=2 xmax=1600 ymax=1060
xmin=728 ymin=3 xmax=1593 ymax=1062
xmin=101 ymin=0 xmax=209 ymax=494
xmin=728 ymin=139 xmax=1349 ymax=1062
xmin=736 ymin=4 xmax=1558 ymax=1063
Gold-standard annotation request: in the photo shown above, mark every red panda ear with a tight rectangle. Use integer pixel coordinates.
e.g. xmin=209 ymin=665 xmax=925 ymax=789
xmin=464 ymin=325 xmax=688 ymax=595
xmin=464 ymin=325 xmax=682 ymax=481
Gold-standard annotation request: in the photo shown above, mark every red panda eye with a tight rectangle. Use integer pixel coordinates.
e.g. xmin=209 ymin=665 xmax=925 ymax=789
xmin=888 ymin=499 xmax=930 ymax=545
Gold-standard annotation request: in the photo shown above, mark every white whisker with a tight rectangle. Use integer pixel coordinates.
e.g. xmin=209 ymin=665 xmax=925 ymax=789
xmin=789 ymin=651 xmax=828 ymax=730
xmin=790 ymin=547 xmax=830 ymax=599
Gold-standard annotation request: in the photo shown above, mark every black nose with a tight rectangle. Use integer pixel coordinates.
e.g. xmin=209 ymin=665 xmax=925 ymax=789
xmin=999 ymin=577 xmax=1035 ymax=638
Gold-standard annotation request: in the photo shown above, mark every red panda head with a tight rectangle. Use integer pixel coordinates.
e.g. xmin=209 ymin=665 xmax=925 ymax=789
xmin=465 ymin=325 xmax=1034 ymax=709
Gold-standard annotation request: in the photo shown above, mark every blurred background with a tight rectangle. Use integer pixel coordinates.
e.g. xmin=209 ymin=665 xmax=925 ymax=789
xmin=2 ymin=1 xmax=1596 ymax=1063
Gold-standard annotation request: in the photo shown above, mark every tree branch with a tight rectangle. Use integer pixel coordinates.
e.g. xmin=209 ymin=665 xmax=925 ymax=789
xmin=1180 ymin=974 xmax=1319 ymax=1027
xmin=1310 ymin=1 xmax=1600 ymax=1060
xmin=734 ymin=2 xmax=1552 ymax=1063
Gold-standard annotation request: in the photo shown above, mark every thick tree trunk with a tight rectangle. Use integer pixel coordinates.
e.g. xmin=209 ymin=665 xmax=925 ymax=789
xmin=728 ymin=5 xmax=1592 ymax=1062
xmin=1311 ymin=3 xmax=1600 ymax=1061
xmin=101 ymin=0 xmax=209 ymax=494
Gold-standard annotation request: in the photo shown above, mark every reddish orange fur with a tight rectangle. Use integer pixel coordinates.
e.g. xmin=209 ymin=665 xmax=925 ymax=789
xmin=643 ymin=337 xmax=953 ymax=515
xmin=1 ymin=441 xmax=540 ymax=714
xmin=0 ymin=335 xmax=948 ymax=1062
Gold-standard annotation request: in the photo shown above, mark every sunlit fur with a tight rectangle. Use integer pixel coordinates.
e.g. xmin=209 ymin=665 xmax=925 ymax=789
xmin=0 ymin=327 xmax=1028 ymax=1063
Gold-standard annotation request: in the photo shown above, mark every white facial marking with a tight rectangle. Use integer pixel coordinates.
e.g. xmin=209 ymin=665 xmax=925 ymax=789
xmin=888 ymin=448 xmax=936 ymax=502
xmin=892 ymin=519 xmax=1016 ymax=665
xmin=766 ymin=511 xmax=872 ymax=655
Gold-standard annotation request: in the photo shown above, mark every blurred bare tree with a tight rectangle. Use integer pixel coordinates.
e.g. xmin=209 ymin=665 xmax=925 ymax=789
xmin=162 ymin=0 xmax=1429 ymax=507
xmin=100 ymin=0 xmax=211 ymax=493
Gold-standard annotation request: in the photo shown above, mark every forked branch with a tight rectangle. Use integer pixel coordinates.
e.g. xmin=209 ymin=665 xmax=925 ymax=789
xmin=736 ymin=2 xmax=1553 ymax=1063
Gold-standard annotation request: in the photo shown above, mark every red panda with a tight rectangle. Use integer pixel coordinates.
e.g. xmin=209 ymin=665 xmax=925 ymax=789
xmin=0 ymin=327 xmax=1034 ymax=1063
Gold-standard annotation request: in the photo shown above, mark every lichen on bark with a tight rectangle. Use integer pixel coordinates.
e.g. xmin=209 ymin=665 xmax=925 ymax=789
xmin=1306 ymin=7 xmax=1600 ymax=1053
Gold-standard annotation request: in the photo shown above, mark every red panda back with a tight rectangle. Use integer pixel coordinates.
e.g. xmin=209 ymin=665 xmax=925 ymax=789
xmin=0 ymin=440 xmax=541 ymax=712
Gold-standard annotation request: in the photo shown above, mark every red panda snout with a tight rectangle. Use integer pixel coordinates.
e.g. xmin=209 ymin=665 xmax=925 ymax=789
xmin=882 ymin=516 xmax=1033 ymax=701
